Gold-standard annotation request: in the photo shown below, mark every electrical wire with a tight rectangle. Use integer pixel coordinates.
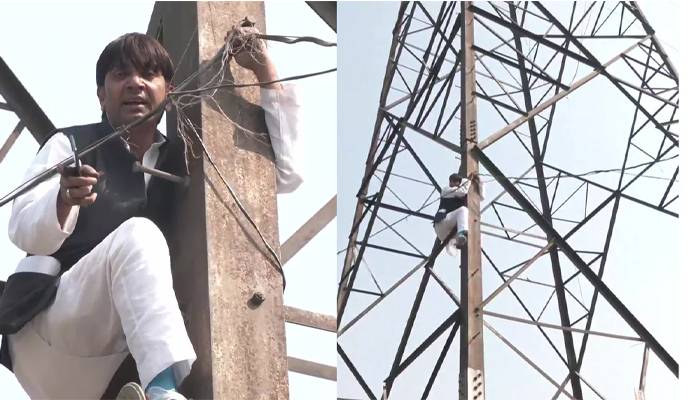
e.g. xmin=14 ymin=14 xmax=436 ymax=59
xmin=477 ymin=154 xmax=678 ymax=183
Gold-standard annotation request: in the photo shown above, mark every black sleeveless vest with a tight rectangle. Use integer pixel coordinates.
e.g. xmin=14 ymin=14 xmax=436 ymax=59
xmin=437 ymin=196 xmax=465 ymax=214
xmin=0 ymin=120 xmax=183 ymax=370
xmin=51 ymin=120 xmax=176 ymax=272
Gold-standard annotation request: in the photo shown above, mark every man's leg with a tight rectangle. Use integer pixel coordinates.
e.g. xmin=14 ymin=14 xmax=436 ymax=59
xmin=434 ymin=218 xmax=456 ymax=242
xmin=12 ymin=217 xmax=195 ymax=398
xmin=452 ymin=206 xmax=467 ymax=234
xmin=446 ymin=207 xmax=468 ymax=248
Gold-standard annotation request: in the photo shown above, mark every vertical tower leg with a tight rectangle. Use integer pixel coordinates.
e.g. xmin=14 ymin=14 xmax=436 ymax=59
xmin=459 ymin=3 xmax=484 ymax=400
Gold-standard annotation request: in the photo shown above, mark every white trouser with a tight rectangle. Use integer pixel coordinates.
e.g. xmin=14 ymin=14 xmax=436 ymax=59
xmin=8 ymin=217 xmax=196 ymax=399
xmin=434 ymin=206 xmax=467 ymax=241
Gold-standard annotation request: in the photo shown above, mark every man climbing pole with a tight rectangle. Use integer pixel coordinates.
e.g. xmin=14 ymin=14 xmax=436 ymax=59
xmin=0 ymin=23 xmax=301 ymax=400
xmin=433 ymin=172 xmax=481 ymax=253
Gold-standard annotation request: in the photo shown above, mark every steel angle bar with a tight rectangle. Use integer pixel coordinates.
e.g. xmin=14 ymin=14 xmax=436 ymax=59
xmin=483 ymin=320 xmax=577 ymax=400
xmin=0 ymin=56 xmax=55 ymax=143
xmin=480 ymin=241 xmax=554 ymax=309
xmin=338 ymin=123 xmax=406 ymax=324
xmin=483 ymin=311 xmax=641 ymax=342
xmin=338 ymin=258 xmax=427 ymax=337
xmin=356 ymin=241 xmax=426 ymax=260
xmin=385 ymin=238 xmax=449 ymax=396
xmin=284 ymin=306 xmax=336 ymax=332
xmin=508 ymin=5 xmax=582 ymax=389
xmin=478 ymin=35 xmax=649 ymax=150
xmin=483 ymin=249 xmax=570 ymax=367
xmin=474 ymin=146 xmax=678 ymax=377
xmin=399 ymin=118 xmax=461 ymax=153
xmin=471 ymin=44 xmax=570 ymax=90
xmin=574 ymin=372 xmax=609 ymax=400
xmin=422 ymin=320 xmax=459 ymax=399
xmin=550 ymin=375 xmax=572 ymax=400
xmin=288 ymin=356 xmax=337 ymax=381
xmin=388 ymin=310 xmax=459 ymax=381
xmin=361 ymin=198 xmax=434 ymax=220
xmin=469 ymin=4 xmax=593 ymax=66
xmin=541 ymin=160 xmax=679 ymax=218
xmin=305 ymin=2 xmax=336 ymax=32
xmin=534 ymin=3 xmax=677 ymax=147
xmin=0 ymin=120 xmax=24 ymax=165
xmin=426 ymin=267 xmax=460 ymax=306
xmin=625 ymin=2 xmax=678 ymax=81
xmin=338 ymin=344 xmax=378 ymax=400
xmin=281 ymin=195 xmax=336 ymax=265
xmin=338 ymin=2 xmax=413 ymax=324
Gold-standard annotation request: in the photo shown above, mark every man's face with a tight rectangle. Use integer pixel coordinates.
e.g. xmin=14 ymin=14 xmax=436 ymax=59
xmin=449 ymin=179 xmax=460 ymax=187
xmin=97 ymin=65 xmax=169 ymax=128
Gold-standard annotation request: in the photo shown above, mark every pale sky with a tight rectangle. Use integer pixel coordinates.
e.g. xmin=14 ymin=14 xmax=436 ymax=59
xmin=0 ymin=2 xmax=335 ymax=399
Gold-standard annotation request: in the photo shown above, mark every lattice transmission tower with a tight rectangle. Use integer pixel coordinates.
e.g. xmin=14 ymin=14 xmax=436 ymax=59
xmin=338 ymin=2 xmax=678 ymax=399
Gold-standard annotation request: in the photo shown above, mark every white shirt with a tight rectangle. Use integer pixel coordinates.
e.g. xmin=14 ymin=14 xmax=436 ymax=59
xmin=8 ymin=84 xmax=303 ymax=257
xmin=437 ymin=178 xmax=470 ymax=213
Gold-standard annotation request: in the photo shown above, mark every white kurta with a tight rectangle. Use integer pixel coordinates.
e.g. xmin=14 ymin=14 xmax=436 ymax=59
xmin=6 ymin=84 xmax=302 ymax=398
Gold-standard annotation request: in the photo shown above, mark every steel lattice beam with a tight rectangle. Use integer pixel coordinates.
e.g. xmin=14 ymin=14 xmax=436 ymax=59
xmin=339 ymin=2 xmax=678 ymax=398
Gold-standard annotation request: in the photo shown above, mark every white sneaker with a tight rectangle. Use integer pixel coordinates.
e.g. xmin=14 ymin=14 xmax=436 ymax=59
xmin=145 ymin=386 xmax=188 ymax=400
xmin=116 ymin=382 xmax=146 ymax=400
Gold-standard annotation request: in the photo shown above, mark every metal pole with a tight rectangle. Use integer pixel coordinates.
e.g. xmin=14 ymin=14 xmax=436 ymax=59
xmin=459 ymin=3 xmax=484 ymax=399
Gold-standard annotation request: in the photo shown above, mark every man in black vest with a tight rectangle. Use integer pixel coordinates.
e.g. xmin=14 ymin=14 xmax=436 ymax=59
xmin=0 ymin=29 xmax=301 ymax=400
xmin=433 ymin=173 xmax=481 ymax=252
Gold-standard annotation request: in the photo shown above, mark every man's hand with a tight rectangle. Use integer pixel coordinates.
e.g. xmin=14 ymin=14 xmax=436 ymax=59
xmin=467 ymin=172 xmax=483 ymax=199
xmin=227 ymin=22 xmax=281 ymax=89
xmin=57 ymin=164 xmax=101 ymax=207
xmin=56 ymin=164 xmax=101 ymax=229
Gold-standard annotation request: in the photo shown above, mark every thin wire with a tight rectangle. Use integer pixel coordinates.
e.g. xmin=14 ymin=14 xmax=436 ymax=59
xmin=172 ymin=28 xmax=197 ymax=78
xmin=479 ymin=154 xmax=678 ymax=183
xmin=259 ymin=34 xmax=336 ymax=47
xmin=186 ymin=118 xmax=286 ymax=289
xmin=170 ymin=67 xmax=336 ymax=96
xmin=0 ymin=100 xmax=169 ymax=207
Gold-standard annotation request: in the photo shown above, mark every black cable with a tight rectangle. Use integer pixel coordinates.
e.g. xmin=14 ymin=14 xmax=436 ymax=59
xmin=170 ymin=67 xmax=336 ymax=96
xmin=0 ymin=100 xmax=168 ymax=208
xmin=481 ymin=154 xmax=678 ymax=183
xmin=260 ymin=34 xmax=336 ymax=47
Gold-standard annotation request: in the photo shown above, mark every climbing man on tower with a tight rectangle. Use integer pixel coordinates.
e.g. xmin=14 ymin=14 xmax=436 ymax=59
xmin=433 ymin=172 xmax=482 ymax=253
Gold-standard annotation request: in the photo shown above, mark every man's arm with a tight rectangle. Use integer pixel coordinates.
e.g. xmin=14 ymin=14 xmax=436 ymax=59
xmin=232 ymin=25 xmax=303 ymax=194
xmin=8 ymin=133 xmax=81 ymax=255
xmin=441 ymin=178 xmax=471 ymax=198
xmin=261 ymin=85 xmax=303 ymax=193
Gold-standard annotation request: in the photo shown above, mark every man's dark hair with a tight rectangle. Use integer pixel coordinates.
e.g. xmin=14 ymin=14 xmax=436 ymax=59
xmin=96 ymin=33 xmax=174 ymax=86
xmin=449 ymin=173 xmax=462 ymax=183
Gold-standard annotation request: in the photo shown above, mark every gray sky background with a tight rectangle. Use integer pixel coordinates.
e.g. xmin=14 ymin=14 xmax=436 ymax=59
xmin=0 ymin=2 xmax=335 ymax=399
xmin=338 ymin=2 xmax=679 ymax=399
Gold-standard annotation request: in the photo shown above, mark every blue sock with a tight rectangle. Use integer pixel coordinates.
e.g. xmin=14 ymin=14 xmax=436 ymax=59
xmin=147 ymin=365 xmax=177 ymax=391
